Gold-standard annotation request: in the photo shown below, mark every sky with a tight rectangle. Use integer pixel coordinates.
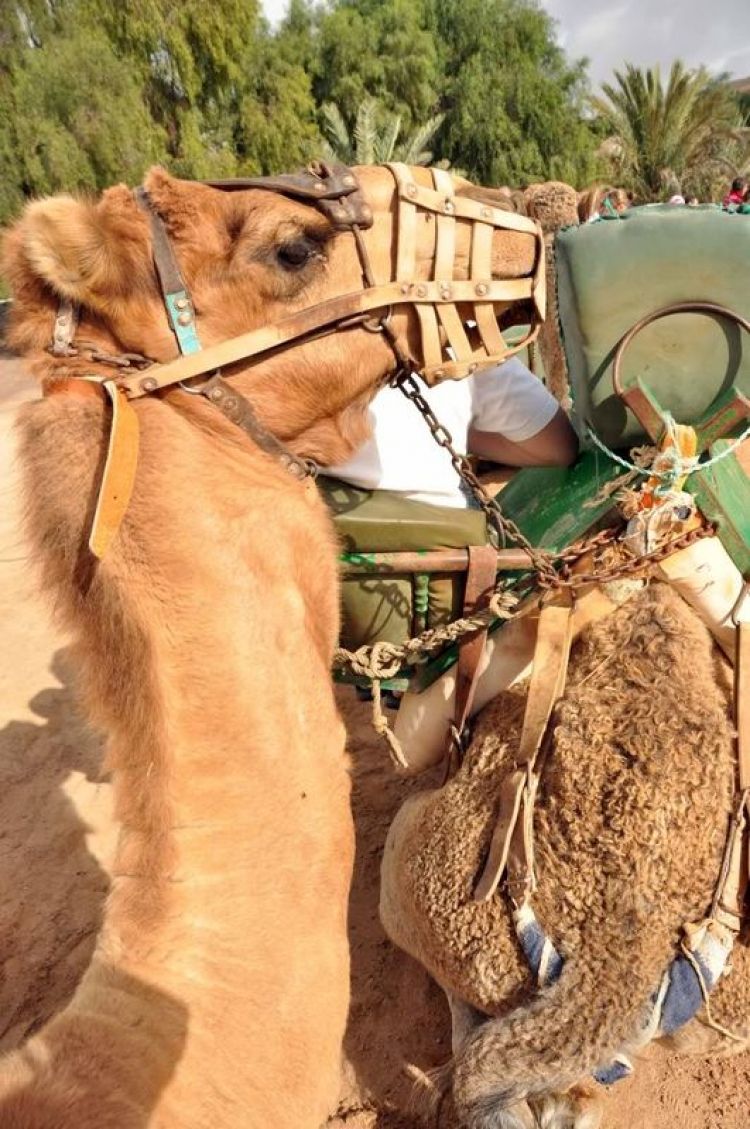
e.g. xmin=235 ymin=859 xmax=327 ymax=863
xmin=260 ymin=0 xmax=750 ymax=88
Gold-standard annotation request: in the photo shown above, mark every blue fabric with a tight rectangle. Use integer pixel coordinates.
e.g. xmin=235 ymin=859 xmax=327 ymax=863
xmin=517 ymin=918 xmax=546 ymax=978
xmin=512 ymin=903 xmax=728 ymax=1089
xmin=516 ymin=918 xmax=564 ymax=986
xmin=657 ymin=952 xmax=709 ymax=1036
xmin=594 ymin=1059 xmax=633 ymax=1086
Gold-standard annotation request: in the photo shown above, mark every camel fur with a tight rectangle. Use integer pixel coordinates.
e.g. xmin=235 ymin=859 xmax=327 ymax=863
xmin=509 ymin=180 xmax=630 ymax=408
xmin=0 ymin=165 xmax=538 ymax=1128
xmin=520 ymin=182 xmax=579 ymax=409
xmin=381 ymin=581 xmax=750 ymax=1128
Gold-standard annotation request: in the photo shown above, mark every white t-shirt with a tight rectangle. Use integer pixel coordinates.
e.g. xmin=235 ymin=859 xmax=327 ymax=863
xmin=325 ymin=357 xmax=559 ymax=508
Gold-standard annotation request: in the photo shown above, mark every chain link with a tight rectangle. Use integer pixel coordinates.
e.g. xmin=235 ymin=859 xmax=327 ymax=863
xmin=394 ymin=372 xmax=562 ymax=585
xmin=540 ymin=521 xmax=716 ymax=590
xmin=333 ymin=370 xmax=718 ymax=683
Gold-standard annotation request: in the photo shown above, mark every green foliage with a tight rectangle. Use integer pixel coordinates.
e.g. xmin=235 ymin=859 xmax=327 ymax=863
xmin=0 ymin=0 xmax=743 ymax=232
xmin=88 ymin=0 xmax=262 ymax=109
xmin=592 ymin=62 xmax=746 ymax=201
xmin=12 ymin=29 xmax=166 ymax=199
xmin=233 ymin=40 xmax=323 ymax=175
xmin=312 ymin=0 xmax=440 ymax=127
xmin=426 ymin=0 xmax=603 ymax=187
xmin=320 ymin=97 xmax=444 ymax=165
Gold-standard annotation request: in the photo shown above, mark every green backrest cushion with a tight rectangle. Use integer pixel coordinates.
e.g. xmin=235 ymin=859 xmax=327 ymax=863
xmin=556 ymin=206 xmax=750 ymax=447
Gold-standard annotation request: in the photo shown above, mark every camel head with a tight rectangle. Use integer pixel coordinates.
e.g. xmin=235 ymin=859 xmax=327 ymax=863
xmin=3 ymin=164 xmax=541 ymax=464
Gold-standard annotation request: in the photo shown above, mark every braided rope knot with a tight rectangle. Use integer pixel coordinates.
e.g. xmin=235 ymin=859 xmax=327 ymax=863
xmin=333 ymin=588 xmax=518 ymax=680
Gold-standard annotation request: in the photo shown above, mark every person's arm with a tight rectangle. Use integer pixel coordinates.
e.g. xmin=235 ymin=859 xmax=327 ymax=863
xmin=469 ymin=406 xmax=578 ymax=467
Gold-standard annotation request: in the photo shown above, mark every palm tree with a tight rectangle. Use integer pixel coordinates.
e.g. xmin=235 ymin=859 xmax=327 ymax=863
xmin=320 ymin=97 xmax=446 ymax=167
xmin=591 ymin=62 xmax=747 ymax=201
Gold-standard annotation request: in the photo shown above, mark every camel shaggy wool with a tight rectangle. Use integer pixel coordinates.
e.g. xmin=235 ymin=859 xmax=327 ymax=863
xmin=381 ymin=583 xmax=750 ymax=1127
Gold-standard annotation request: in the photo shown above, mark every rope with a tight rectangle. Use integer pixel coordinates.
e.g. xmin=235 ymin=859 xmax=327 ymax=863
xmin=333 ymin=589 xmax=519 ymax=679
xmin=370 ymin=679 xmax=409 ymax=769
xmin=587 ymin=420 xmax=750 ymax=480
xmin=678 ymin=941 xmax=747 ymax=1046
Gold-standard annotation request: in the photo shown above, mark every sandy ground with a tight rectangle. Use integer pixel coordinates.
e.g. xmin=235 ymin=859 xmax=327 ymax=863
xmin=1 ymin=353 xmax=748 ymax=1128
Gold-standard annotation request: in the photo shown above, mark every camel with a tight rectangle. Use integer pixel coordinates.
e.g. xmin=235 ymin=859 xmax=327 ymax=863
xmin=381 ymin=580 xmax=750 ymax=1128
xmin=0 ymin=165 xmax=540 ymax=1127
xmin=509 ymin=179 xmax=632 ymax=405
xmin=517 ymin=181 xmax=579 ymax=405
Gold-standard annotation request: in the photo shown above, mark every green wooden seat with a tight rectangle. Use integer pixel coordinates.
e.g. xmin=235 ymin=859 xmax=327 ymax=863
xmin=319 ymin=476 xmax=489 ymax=655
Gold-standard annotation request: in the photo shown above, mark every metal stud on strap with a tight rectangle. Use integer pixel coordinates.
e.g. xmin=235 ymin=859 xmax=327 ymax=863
xmin=49 ymin=298 xmax=80 ymax=357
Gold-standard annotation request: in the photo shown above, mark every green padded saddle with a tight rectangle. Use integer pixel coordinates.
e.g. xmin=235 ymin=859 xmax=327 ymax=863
xmin=556 ymin=206 xmax=750 ymax=446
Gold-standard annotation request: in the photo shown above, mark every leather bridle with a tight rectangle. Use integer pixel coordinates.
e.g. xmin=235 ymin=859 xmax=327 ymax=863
xmin=45 ymin=160 xmax=545 ymax=556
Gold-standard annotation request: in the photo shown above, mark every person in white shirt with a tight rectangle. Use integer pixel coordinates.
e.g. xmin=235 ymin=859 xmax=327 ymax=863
xmin=325 ymin=356 xmax=578 ymax=506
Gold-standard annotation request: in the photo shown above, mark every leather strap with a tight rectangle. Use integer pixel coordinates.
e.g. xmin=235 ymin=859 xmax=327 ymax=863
xmin=474 ymin=597 xmax=573 ymax=903
xmin=118 ymin=275 xmax=538 ymax=399
xmin=135 ymin=188 xmax=202 ymax=356
xmin=88 ymin=381 xmax=140 ymax=560
xmin=708 ymin=603 xmax=749 ymax=922
xmin=736 ymin=612 xmax=750 ymax=896
xmin=198 ymin=373 xmax=315 ymax=480
xmin=452 ymin=545 xmax=500 ymax=750
xmin=737 ymin=621 xmax=750 ymax=795
xmin=203 ymin=162 xmax=375 ymax=230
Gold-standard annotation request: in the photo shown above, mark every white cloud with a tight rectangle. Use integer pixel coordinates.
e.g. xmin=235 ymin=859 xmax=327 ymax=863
xmin=259 ymin=1 xmax=750 ymax=87
xmin=543 ymin=0 xmax=750 ymax=86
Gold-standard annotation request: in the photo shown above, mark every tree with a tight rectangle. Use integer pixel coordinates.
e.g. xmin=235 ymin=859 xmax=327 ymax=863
xmin=312 ymin=0 xmax=440 ymax=129
xmin=0 ymin=0 xmax=77 ymax=222
xmin=591 ymin=62 xmax=746 ymax=201
xmin=10 ymin=29 xmax=166 ymax=204
xmin=320 ymin=97 xmax=445 ymax=165
xmin=86 ymin=0 xmax=263 ymax=176
xmin=233 ymin=44 xmax=323 ymax=175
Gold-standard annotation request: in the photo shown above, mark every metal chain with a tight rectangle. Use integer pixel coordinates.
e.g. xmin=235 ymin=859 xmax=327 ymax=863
xmin=541 ymin=521 xmax=716 ymax=590
xmin=393 ymin=371 xmax=562 ymax=586
xmin=332 ymin=371 xmax=718 ymax=684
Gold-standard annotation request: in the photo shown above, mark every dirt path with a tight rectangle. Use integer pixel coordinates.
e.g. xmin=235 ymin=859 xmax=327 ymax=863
xmin=1 ymin=356 xmax=747 ymax=1127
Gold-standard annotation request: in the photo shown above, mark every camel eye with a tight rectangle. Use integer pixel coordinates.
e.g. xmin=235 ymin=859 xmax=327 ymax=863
xmin=276 ymin=238 xmax=318 ymax=270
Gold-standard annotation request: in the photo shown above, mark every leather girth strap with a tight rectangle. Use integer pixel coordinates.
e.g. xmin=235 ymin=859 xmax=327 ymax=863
xmin=474 ymin=595 xmax=574 ymax=904
xmin=88 ymin=380 xmax=140 ymax=560
xmin=449 ymin=545 xmax=499 ymax=769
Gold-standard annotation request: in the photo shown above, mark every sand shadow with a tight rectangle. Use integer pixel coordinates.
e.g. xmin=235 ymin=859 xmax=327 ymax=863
xmin=0 ymin=646 xmax=191 ymax=1123
xmin=0 ymin=646 xmax=110 ymax=1050
xmin=334 ymin=688 xmax=453 ymax=1127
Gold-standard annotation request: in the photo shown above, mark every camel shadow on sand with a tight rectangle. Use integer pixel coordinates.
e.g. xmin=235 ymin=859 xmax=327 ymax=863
xmin=0 ymin=647 xmax=111 ymax=1050
xmin=332 ymin=688 xmax=456 ymax=1129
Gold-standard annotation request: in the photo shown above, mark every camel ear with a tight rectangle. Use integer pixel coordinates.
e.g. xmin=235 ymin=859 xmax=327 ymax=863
xmin=142 ymin=167 xmax=212 ymax=239
xmin=18 ymin=186 xmax=150 ymax=310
